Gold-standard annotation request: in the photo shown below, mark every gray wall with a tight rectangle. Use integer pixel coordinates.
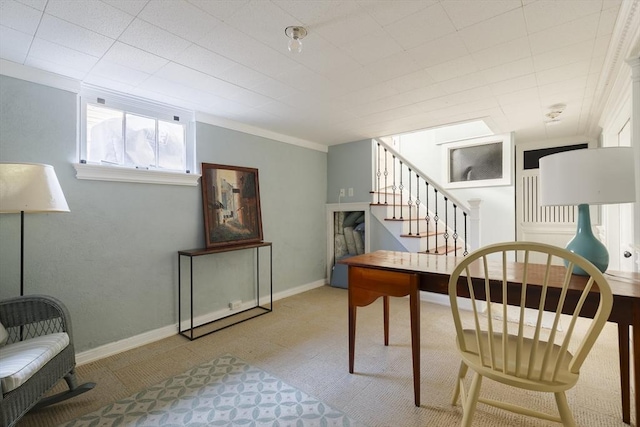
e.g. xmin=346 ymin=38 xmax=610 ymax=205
xmin=369 ymin=216 xmax=407 ymax=252
xmin=326 ymin=139 xmax=372 ymax=203
xmin=327 ymin=139 xmax=419 ymax=251
xmin=195 ymin=123 xmax=328 ymax=300
xmin=0 ymin=75 xmax=327 ymax=352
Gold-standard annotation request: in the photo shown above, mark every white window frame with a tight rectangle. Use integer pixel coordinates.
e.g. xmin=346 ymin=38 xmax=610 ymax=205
xmin=74 ymin=85 xmax=200 ymax=186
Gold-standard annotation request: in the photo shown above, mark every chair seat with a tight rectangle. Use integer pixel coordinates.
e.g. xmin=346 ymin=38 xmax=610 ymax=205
xmin=459 ymin=329 xmax=578 ymax=392
xmin=0 ymin=332 xmax=69 ymax=393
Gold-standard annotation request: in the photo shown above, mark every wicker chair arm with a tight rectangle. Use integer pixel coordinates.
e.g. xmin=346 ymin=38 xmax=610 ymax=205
xmin=0 ymin=295 xmax=94 ymax=426
xmin=0 ymin=295 xmax=73 ymax=345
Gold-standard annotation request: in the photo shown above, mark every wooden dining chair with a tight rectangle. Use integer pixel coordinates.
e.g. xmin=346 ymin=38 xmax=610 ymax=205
xmin=447 ymin=241 xmax=613 ymax=426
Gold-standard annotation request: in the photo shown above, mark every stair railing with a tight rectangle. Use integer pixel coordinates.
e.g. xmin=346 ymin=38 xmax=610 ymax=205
xmin=373 ymin=138 xmax=479 ymax=255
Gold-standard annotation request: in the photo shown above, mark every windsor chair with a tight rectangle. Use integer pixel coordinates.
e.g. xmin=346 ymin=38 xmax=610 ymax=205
xmin=448 ymin=242 xmax=613 ymax=426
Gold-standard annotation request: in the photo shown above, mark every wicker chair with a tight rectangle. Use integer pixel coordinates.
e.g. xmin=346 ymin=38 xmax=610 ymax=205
xmin=0 ymin=295 xmax=95 ymax=427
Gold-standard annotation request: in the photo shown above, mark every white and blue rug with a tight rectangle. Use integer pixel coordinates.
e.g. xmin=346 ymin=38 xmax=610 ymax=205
xmin=60 ymin=354 xmax=357 ymax=427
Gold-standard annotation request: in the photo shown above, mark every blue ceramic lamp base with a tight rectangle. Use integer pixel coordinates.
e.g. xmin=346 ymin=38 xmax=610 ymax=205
xmin=565 ymin=204 xmax=608 ymax=275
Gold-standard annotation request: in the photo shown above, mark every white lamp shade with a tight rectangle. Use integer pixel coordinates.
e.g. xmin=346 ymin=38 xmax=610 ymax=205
xmin=0 ymin=163 xmax=70 ymax=213
xmin=539 ymin=147 xmax=636 ymax=206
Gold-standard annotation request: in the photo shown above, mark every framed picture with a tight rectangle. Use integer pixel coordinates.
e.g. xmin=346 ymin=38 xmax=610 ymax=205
xmin=443 ymin=133 xmax=513 ymax=189
xmin=201 ymin=163 xmax=263 ymax=248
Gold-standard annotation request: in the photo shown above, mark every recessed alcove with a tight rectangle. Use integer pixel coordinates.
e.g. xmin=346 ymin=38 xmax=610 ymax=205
xmin=325 ymin=203 xmax=371 ymax=287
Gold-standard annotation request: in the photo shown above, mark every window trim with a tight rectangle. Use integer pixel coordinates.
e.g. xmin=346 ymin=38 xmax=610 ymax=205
xmin=73 ymin=162 xmax=200 ymax=186
xmin=78 ymin=85 xmax=199 ymax=185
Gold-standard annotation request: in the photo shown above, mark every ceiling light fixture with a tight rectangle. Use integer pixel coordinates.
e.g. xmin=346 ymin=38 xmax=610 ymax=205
xmin=544 ymin=103 xmax=566 ymax=125
xmin=285 ymin=26 xmax=307 ymax=54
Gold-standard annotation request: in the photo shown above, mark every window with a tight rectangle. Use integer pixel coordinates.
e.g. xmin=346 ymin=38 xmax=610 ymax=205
xmin=75 ymin=86 xmax=199 ymax=186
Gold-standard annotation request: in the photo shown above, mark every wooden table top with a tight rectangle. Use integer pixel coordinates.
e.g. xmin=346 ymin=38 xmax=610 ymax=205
xmin=178 ymin=241 xmax=272 ymax=256
xmin=339 ymin=250 xmax=640 ymax=299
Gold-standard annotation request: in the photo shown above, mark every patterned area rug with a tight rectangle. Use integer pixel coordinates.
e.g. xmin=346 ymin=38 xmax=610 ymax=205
xmin=60 ymin=354 xmax=357 ymax=426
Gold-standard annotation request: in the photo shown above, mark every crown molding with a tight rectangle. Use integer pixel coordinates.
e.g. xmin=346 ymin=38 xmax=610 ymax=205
xmin=195 ymin=111 xmax=328 ymax=153
xmin=589 ymin=0 xmax=640 ymax=136
xmin=0 ymin=59 xmax=81 ymax=93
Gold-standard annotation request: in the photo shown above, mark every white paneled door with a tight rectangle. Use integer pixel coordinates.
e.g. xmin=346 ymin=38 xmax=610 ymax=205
xmin=604 ymin=116 xmax=635 ymax=272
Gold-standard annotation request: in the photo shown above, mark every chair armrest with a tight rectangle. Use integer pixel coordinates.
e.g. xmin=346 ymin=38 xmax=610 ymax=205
xmin=0 ymin=295 xmax=73 ymax=345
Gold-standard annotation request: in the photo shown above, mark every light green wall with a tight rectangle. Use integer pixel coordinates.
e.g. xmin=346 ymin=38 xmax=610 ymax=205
xmin=0 ymin=75 xmax=327 ymax=352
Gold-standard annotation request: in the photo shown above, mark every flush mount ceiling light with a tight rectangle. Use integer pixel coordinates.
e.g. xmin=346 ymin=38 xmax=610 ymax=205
xmin=544 ymin=103 xmax=566 ymax=125
xmin=285 ymin=26 xmax=307 ymax=54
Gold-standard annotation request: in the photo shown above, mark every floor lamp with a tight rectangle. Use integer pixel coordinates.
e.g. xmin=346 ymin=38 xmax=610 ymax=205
xmin=0 ymin=163 xmax=70 ymax=295
xmin=539 ymin=147 xmax=636 ymax=275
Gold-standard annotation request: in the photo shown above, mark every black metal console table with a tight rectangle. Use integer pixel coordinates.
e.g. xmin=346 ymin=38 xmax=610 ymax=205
xmin=178 ymin=242 xmax=272 ymax=340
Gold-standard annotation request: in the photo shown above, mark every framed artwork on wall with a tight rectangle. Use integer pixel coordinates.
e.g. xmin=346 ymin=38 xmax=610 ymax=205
xmin=443 ymin=133 xmax=513 ymax=189
xmin=201 ymin=163 xmax=263 ymax=248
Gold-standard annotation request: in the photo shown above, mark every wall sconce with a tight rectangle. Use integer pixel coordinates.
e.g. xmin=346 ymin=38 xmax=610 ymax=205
xmin=285 ymin=26 xmax=307 ymax=54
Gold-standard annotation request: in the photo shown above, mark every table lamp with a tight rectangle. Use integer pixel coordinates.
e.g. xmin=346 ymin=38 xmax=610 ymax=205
xmin=0 ymin=163 xmax=70 ymax=295
xmin=539 ymin=147 xmax=636 ymax=275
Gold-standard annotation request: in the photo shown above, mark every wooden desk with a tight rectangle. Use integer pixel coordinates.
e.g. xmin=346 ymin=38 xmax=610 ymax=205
xmin=340 ymin=250 xmax=640 ymax=423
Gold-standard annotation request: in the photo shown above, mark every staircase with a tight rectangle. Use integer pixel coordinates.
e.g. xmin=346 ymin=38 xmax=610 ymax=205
xmin=370 ymin=193 xmax=462 ymax=255
xmin=371 ymin=138 xmax=479 ymax=256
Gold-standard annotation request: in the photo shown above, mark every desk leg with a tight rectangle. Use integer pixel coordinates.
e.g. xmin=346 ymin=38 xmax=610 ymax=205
xmin=618 ymin=324 xmax=630 ymax=424
xmin=349 ymin=304 xmax=356 ymax=374
xmin=347 ymin=268 xmax=420 ymax=406
xmin=384 ymin=296 xmax=389 ymax=346
xmin=410 ymin=287 xmax=420 ymax=407
xmin=634 ymin=308 xmax=640 ymax=426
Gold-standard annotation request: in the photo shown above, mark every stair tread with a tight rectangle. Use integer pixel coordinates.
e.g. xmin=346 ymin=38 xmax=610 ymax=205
xmin=420 ymin=245 xmax=464 ymax=255
xmin=370 ymin=191 xmax=467 ymax=257
xmin=370 ymin=189 xmax=403 ymax=194
xmin=385 ymin=217 xmax=431 ymax=222
xmin=400 ymin=231 xmax=442 ymax=238
xmin=369 ymin=202 xmax=426 ymax=209
xmin=371 ymin=190 xmax=435 ymax=195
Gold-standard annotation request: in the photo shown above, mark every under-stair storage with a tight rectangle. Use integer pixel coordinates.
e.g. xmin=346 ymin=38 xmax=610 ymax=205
xmin=326 ymin=203 xmax=370 ymax=288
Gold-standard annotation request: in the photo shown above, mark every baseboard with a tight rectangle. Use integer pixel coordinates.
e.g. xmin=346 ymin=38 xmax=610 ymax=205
xmin=419 ymin=291 xmax=449 ymax=306
xmin=420 ymin=290 xmax=475 ymax=312
xmin=76 ymin=324 xmax=178 ymax=366
xmin=76 ymin=279 xmax=327 ymax=365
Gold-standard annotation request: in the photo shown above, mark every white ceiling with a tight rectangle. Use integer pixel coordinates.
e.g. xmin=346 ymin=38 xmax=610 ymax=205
xmin=1 ymin=0 xmax=638 ymax=147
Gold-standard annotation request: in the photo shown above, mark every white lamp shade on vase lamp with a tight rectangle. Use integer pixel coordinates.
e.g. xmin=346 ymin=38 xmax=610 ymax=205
xmin=0 ymin=163 xmax=70 ymax=295
xmin=539 ymin=147 xmax=636 ymax=275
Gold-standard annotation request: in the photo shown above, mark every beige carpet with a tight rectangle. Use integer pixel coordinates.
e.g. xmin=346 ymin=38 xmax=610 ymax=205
xmin=18 ymin=285 xmax=631 ymax=427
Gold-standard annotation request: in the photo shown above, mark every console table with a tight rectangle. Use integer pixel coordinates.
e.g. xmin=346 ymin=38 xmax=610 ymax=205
xmin=178 ymin=242 xmax=272 ymax=340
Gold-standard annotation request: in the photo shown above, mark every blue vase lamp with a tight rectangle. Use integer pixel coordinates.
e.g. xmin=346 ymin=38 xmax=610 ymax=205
xmin=566 ymin=204 xmax=608 ymax=275
xmin=539 ymin=147 xmax=636 ymax=276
